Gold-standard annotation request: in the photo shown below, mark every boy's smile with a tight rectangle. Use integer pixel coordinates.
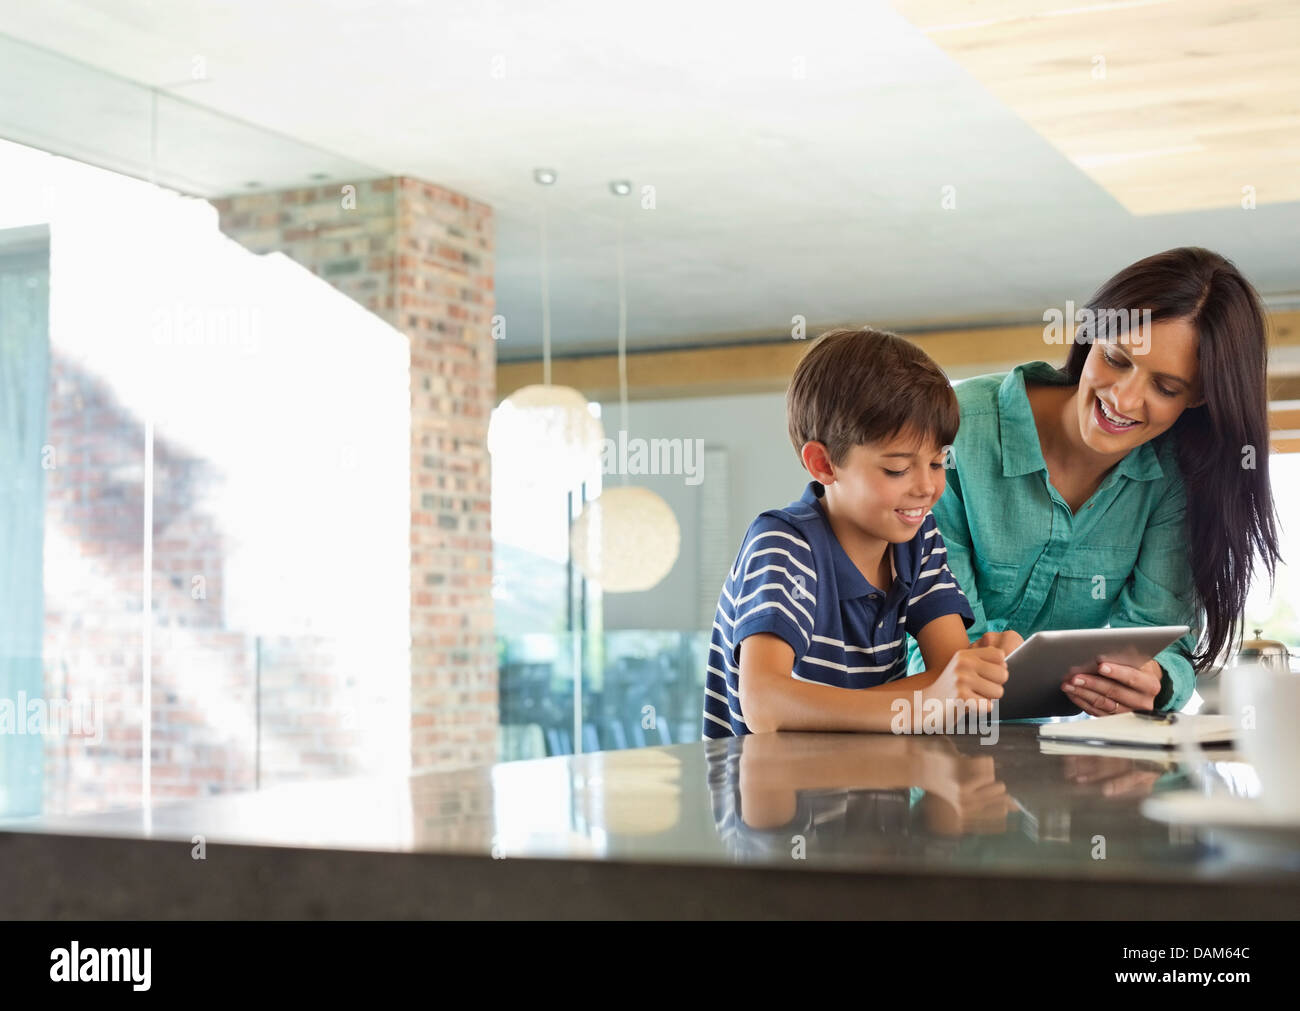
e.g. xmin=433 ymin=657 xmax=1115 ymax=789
xmin=894 ymin=505 xmax=928 ymax=527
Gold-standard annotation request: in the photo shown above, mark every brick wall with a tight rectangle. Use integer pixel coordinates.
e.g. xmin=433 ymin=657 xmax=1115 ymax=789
xmin=42 ymin=356 xmax=371 ymax=812
xmin=213 ymin=177 xmax=498 ymax=775
xmin=43 ymin=356 xmax=257 ymax=811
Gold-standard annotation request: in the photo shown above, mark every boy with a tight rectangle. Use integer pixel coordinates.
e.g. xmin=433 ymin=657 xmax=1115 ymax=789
xmin=702 ymin=327 xmax=1011 ymax=738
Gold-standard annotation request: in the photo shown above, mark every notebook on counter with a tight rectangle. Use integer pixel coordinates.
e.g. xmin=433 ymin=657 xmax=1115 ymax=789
xmin=1037 ymin=712 xmax=1237 ymax=749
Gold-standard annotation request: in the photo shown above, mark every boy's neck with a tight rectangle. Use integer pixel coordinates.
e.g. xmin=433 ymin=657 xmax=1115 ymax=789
xmin=816 ymin=490 xmax=891 ymax=591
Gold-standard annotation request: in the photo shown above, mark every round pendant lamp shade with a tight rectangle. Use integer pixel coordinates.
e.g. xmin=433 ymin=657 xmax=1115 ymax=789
xmin=488 ymin=383 xmax=605 ymax=491
xmin=571 ymin=486 xmax=680 ymax=592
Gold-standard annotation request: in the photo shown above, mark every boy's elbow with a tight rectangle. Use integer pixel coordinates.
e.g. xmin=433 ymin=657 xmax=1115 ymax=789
xmin=746 ymin=710 xmax=777 ymax=734
xmin=739 ymin=680 xmax=779 ymax=734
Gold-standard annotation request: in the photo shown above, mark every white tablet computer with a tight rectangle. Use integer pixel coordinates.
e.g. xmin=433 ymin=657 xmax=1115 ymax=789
xmin=997 ymin=625 xmax=1191 ymax=721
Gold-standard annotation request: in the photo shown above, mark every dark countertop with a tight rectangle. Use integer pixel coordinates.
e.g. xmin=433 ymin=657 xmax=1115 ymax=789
xmin=3 ymin=725 xmax=1298 ymax=918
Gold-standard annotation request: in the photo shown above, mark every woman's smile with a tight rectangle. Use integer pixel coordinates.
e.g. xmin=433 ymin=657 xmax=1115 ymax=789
xmin=1093 ymin=395 xmax=1143 ymax=434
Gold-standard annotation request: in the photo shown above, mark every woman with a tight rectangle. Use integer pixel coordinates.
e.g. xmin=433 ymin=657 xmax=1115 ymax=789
xmin=907 ymin=247 xmax=1281 ymax=714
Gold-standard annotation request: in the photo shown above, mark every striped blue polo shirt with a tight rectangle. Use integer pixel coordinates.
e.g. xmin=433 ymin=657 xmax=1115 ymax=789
xmin=702 ymin=481 xmax=975 ymax=738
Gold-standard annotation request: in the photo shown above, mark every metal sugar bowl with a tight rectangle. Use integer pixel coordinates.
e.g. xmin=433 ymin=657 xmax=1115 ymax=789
xmin=1231 ymin=629 xmax=1296 ymax=672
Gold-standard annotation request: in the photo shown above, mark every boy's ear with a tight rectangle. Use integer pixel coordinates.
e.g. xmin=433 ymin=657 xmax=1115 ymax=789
xmin=800 ymin=441 xmax=836 ymax=484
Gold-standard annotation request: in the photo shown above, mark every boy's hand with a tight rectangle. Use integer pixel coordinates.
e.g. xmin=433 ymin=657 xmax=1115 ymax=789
xmin=972 ymin=629 xmax=1024 ymax=654
xmin=922 ymin=646 xmax=1009 ymax=715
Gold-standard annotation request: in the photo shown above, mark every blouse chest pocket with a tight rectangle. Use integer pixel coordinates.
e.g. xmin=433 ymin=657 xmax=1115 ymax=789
xmin=965 ymin=478 xmax=1053 ymax=570
xmin=975 ymin=558 xmax=1027 ymax=619
xmin=1050 ymin=544 xmax=1139 ymax=620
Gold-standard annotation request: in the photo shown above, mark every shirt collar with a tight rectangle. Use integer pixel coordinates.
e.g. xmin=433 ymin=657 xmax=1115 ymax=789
xmin=996 ymin=361 xmax=1164 ymax=482
xmin=799 ymin=481 xmax=905 ymax=600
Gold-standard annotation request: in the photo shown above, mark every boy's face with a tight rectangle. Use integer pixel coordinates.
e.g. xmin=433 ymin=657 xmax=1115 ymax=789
xmin=821 ymin=431 xmax=948 ymax=542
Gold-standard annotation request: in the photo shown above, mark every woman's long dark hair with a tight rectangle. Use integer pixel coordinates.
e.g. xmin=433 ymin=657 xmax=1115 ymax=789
xmin=1064 ymin=247 xmax=1281 ymax=672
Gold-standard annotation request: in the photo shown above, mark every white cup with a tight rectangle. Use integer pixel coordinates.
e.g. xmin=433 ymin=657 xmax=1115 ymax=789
xmin=1219 ymin=663 xmax=1300 ymax=816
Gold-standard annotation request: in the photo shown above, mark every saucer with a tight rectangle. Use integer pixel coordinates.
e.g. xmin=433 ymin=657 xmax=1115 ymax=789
xmin=1143 ymin=790 xmax=1300 ymax=834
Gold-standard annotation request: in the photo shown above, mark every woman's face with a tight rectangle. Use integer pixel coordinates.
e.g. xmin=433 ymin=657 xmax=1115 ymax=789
xmin=1075 ymin=317 xmax=1204 ymax=455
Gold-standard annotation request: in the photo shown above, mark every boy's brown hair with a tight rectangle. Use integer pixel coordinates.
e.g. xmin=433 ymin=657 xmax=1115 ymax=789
xmin=786 ymin=327 xmax=959 ymax=466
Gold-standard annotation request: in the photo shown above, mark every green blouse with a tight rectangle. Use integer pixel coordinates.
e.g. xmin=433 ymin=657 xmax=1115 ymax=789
xmin=905 ymin=361 xmax=1200 ymax=711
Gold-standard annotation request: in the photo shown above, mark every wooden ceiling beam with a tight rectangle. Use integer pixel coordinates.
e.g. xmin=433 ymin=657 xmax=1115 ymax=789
xmin=497 ymin=310 xmax=1300 ymax=404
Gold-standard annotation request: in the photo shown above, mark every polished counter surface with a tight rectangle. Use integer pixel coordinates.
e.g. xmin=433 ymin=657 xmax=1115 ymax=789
xmin=3 ymin=725 xmax=1298 ymax=918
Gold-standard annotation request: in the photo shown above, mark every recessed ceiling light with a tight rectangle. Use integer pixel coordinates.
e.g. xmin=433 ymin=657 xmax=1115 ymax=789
xmin=609 ymin=180 xmax=632 ymax=196
xmin=533 ymin=168 xmax=557 ymax=185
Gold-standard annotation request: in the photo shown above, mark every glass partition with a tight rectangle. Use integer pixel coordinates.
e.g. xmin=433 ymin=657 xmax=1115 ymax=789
xmin=497 ymin=630 xmax=709 ymax=761
xmin=0 ymin=36 xmax=403 ymax=818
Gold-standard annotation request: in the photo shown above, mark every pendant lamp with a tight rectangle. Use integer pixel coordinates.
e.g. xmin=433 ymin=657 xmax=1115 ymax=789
xmin=488 ymin=170 xmax=603 ymax=491
xmin=571 ymin=191 xmax=680 ymax=592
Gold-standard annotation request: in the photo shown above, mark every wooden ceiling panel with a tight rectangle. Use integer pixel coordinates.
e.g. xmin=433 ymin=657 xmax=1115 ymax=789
xmin=892 ymin=0 xmax=1300 ymax=214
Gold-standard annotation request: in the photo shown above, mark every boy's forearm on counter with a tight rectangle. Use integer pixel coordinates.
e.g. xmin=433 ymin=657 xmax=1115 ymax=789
xmin=744 ymin=667 xmax=941 ymax=734
xmin=884 ymin=668 xmax=942 ymax=693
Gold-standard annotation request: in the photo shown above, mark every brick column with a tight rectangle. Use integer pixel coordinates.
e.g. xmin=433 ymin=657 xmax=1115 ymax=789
xmin=213 ymin=178 xmax=497 ymax=774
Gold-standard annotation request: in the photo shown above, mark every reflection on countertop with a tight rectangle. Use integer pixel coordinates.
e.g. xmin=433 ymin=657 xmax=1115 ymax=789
xmin=5 ymin=725 xmax=1298 ymax=883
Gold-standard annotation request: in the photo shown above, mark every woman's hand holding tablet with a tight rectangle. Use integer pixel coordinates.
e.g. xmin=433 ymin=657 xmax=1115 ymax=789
xmin=1061 ymin=657 xmax=1165 ymax=717
xmin=995 ymin=625 xmax=1190 ymax=721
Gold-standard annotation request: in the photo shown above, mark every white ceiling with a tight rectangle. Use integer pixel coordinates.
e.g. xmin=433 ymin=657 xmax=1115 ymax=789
xmin=2 ymin=0 xmax=1298 ymax=360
